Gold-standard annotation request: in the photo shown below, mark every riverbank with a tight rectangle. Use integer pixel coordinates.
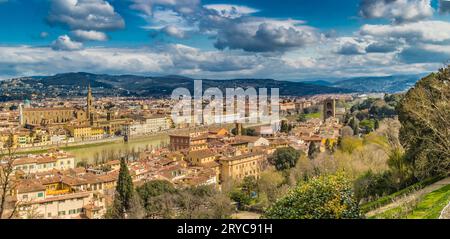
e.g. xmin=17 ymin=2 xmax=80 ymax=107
xmin=4 ymin=133 xmax=170 ymax=157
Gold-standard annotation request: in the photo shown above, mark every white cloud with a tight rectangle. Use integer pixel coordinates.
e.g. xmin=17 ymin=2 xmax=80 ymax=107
xmin=47 ymin=0 xmax=125 ymax=31
xmin=130 ymin=0 xmax=200 ymax=16
xmin=360 ymin=21 xmax=450 ymax=43
xmin=51 ymin=35 xmax=83 ymax=51
xmin=161 ymin=25 xmax=186 ymax=38
xmin=359 ymin=0 xmax=434 ymax=23
xmin=213 ymin=18 xmax=319 ymax=52
xmin=71 ymin=30 xmax=108 ymax=41
xmin=0 ymin=43 xmax=441 ymax=81
xmin=203 ymin=4 xmax=259 ymax=19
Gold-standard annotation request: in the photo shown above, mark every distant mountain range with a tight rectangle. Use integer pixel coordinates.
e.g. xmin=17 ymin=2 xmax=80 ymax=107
xmin=25 ymin=72 xmax=354 ymax=97
xmin=300 ymin=74 xmax=428 ymax=93
xmin=12 ymin=72 xmax=427 ymax=98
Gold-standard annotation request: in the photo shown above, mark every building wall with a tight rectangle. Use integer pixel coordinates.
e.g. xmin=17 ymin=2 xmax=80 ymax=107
xmin=23 ymin=108 xmax=74 ymax=125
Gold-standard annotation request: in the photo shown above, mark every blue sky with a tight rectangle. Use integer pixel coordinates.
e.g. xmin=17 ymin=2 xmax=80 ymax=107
xmin=1 ymin=0 xmax=450 ymax=80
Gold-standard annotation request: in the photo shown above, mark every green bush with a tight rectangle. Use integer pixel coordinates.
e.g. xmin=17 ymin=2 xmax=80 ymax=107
xmin=264 ymin=173 xmax=361 ymax=219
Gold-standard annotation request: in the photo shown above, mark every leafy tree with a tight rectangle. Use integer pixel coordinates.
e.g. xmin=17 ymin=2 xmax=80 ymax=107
xmin=340 ymin=126 xmax=354 ymax=137
xmin=397 ymin=68 xmax=450 ymax=178
xmin=257 ymin=170 xmax=285 ymax=204
xmin=264 ymin=173 xmax=361 ymax=219
xmin=297 ymin=114 xmax=307 ymax=122
xmin=270 ymin=147 xmax=301 ymax=171
xmin=360 ymin=119 xmax=375 ymax=133
xmin=339 ymin=136 xmax=363 ymax=154
xmin=136 ymin=180 xmax=177 ymax=218
xmin=353 ymin=171 xmax=397 ymax=202
xmin=374 ymin=119 xmax=380 ymax=130
xmin=308 ymin=142 xmax=319 ymax=160
xmin=349 ymin=117 xmax=360 ymax=136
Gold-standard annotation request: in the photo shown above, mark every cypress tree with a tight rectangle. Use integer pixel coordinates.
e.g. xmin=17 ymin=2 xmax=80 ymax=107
xmin=111 ymin=158 xmax=134 ymax=218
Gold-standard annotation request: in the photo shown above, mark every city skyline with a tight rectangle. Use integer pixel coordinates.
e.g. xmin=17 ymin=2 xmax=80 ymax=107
xmin=2 ymin=0 xmax=450 ymax=80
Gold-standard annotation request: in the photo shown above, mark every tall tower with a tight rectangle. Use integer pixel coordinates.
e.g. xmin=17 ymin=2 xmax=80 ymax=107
xmin=87 ymin=84 xmax=94 ymax=121
xmin=323 ymin=98 xmax=336 ymax=122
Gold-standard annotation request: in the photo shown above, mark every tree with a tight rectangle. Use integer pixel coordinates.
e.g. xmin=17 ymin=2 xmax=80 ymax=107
xmin=374 ymin=119 xmax=380 ymax=130
xmin=340 ymin=126 xmax=354 ymax=138
xmin=264 ymin=173 xmax=361 ymax=219
xmin=297 ymin=114 xmax=307 ymax=123
xmin=308 ymin=142 xmax=319 ymax=160
xmin=270 ymin=147 xmax=301 ymax=171
xmin=397 ymin=67 xmax=450 ymax=178
xmin=349 ymin=117 xmax=360 ymax=136
xmin=257 ymin=170 xmax=285 ymax=205
xmin=0 ymin=134 xmax=20 ymax=219
xmin=136 ymin=180 xmax=176 ymax=218
xmin=107 ymin=158 xmax=143 ymax=219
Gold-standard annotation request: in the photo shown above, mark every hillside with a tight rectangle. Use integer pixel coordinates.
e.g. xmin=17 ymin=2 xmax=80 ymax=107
xmin=26 ymin=72 xmax=354 ymax=97
xmin=304 ymin=74 xmax=426 ymax=93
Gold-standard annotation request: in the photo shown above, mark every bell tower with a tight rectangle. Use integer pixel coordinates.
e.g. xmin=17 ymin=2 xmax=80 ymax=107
xmin=87 ymin=84 xmax=94 ymax=121
xmin=323 ymin=98 xmax=336 ymax=122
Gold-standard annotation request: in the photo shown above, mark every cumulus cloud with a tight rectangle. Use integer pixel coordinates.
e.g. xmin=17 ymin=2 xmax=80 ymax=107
xmin=51 ymin=35 xmax=83 ymax=51
xmin=71 ymin=30 xmax=108 ymax=41
xmin=365 ymin=41 xmax=399 ymax=53
xmin=130 ymin=0 xmax=318 ymax=53
xmin=203 ymin=4 xmax=259 ymax=19
xmin=161 ymin=25 xmax=186 ymax=38
xmin=213 ymin=19 xmax=319 ymax=52
xmin=360 ymin=21 xmax=450 ymax=43
xmin=130 ymin=0 xmax=200 ymax=16
xmin=47 ymin=0 xmax=125 ymax=31
xmin=359 ymin=0 xmax=434 ymax=23
xmin=0 ymin=43 xmax=442 ymax=80
xmin=336 ymin=39 xmax=367 ymax=55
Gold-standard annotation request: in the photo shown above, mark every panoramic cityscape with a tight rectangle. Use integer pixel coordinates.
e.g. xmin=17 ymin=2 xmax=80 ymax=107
xmin=0 ymin=0 xmax=449 ymax=223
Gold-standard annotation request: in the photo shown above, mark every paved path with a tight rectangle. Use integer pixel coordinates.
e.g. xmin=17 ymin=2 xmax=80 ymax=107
xmin=231 ymin=211 xmax=262 ymax=219
xmin=366 ymin=177 xmax=450 ymax=218
xmin=439 ymin=202 xmax=450 ymax=219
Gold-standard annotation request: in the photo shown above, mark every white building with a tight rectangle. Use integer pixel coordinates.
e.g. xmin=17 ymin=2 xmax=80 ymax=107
xmin=11 ymin=151 xmax=76 ymax=174
xmin=123 ymin=116 xmax=171 ymax=137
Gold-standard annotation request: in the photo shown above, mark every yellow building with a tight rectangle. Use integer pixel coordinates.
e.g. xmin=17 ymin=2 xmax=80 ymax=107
xmin=66 ymin=125 xmax=92 ymax=140
xmin=219 ymin=152 xmax=266 ymax=183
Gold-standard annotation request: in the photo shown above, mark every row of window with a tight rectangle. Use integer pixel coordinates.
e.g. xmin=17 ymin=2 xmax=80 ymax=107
xmin=15 ymin=160 xmax=72 ymax=171
xmin=58 ymin=208 xmax=82 ymax=216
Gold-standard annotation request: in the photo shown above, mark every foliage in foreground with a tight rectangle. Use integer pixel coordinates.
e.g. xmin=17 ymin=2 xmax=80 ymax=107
xmin=264 ymin=173 xmax=361 ymax=219
xmin=397 ymin=67 xmax=450 ymax=178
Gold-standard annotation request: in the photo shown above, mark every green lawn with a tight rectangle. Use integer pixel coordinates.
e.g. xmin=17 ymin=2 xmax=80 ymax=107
xmin=305 ymin=112 xmax=322 ymax=119
xmin=406 ymin=184 xmax=450 ymax=219
xmin=370 ymin=184 xmax=450 ymax=219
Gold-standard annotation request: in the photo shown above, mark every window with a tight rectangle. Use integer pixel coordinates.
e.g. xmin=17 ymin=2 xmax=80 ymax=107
xmin=22 ymin=195 xmax=28 ymax=200
xmin=48 ymin=213 xmax=52 ymax=218
xmin=58 ymin=211 xmax=66 ymax=216
xmin=38 ymin=192 xmax=44 ymax=198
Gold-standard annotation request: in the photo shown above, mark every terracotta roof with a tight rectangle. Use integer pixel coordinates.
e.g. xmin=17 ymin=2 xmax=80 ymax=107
xmin=16 ymin=180 xmax=46 ymax=193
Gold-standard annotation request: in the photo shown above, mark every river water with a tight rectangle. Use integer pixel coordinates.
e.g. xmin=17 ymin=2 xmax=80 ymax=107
xmin=66 ymin=135 xmax=169 ymax=164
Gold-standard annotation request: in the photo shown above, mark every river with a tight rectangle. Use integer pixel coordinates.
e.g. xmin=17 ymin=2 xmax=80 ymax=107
xmin=66 ymin=134 xmax=169 ymax=164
